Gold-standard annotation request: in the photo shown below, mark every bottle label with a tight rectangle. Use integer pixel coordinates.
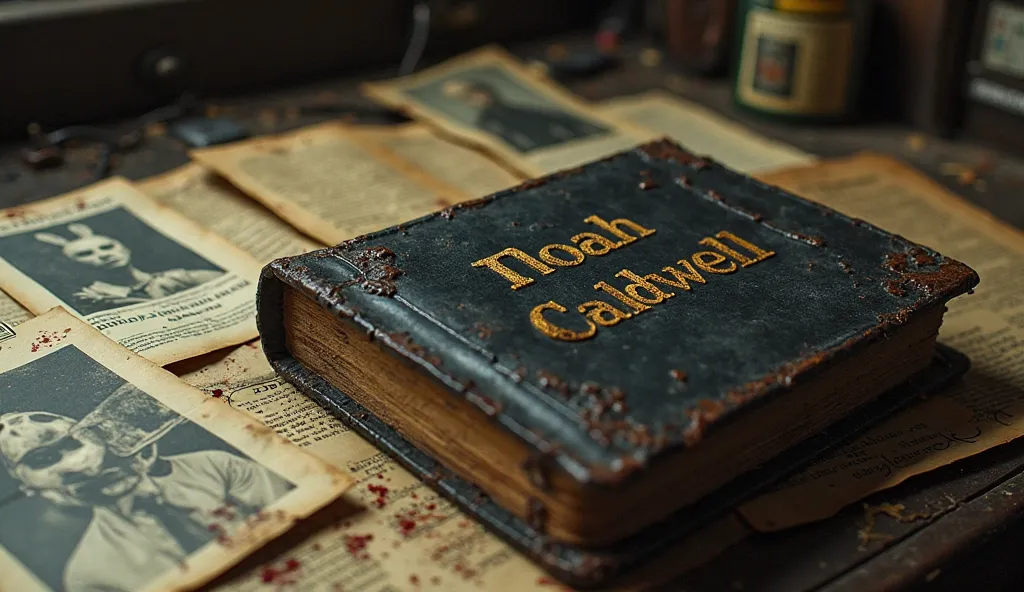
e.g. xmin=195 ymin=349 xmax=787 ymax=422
xmin=737 ymin=8 xmax=854 ymax=116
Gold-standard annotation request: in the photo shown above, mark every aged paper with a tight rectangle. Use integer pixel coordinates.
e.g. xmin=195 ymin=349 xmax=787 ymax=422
xmin=178 ymin=343 xmax=554 ymax=591
xmin=362 ymin=45 xmax=656 ymax=177
xmin=740 ymin=154 xmax=1024 ymax=531
xmin=0 ymin=178 xmax=263 ymax=366
xmin=139 ymin=163 xmax=325 ymax=264
xmin=599 ymin=91 xmax=816 ymax=173
xmin=1 ymin=288 xmax=32 ymax=327
xmin=350 ymin=123 xmax=525 ymax=198
xmin=193 ymin=122 xmax=468 ymax=246
xmin=178 ymin=344 xmax=743 ymax=591
xmin=0 ymin=309 xmax=350 ymax=592
xmin=0 ymin=289 xmax=29 ymax=343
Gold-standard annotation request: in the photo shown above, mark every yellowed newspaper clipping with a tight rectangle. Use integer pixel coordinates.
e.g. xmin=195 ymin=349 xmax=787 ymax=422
xmin=741 ymin=154 xmax=1024 ymax=530
xmin=350 ymin=123 xmax=525 ymax=197
xmin=363 ymin=46 xmax=655 ymax=176
xmin=0 ymin=288 xmax=31 ymax=332
xmin=599 ymin=90 xmax=815 ymax=173
xmin=193 ymin=122 xmax=467 ymax=246
xmin=139 ymin=163 xmax=325 ymax=264
xmin=0 ymin=179 xmax=263 ymax=366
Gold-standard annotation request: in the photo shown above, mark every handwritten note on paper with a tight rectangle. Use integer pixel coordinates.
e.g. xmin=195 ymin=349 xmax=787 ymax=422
xmin=740 ymin=154 xmax=1024 ymax=531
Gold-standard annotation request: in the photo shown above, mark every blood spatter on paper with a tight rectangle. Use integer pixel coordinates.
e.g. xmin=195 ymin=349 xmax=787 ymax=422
xmin=260 ymin=558 xmax=302 ymax=585
xmin=30 ymin=328 xmax=72 ymax=352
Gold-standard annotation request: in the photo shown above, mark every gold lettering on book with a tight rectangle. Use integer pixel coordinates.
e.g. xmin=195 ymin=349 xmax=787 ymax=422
xmin=578 ymin=300 xmax=632 ymax=326
xmin=471 ymin=247 xmax=555 ymax=290
xmin=706 ymin=231 xmax=776 ymax=265
xmin=582 ymin=214 xmax=656 ymax=245
xmin=691 ymin=251 xmax=738 ymax=274
xmin=469 ymin=213 xmax=776 ymax=341
xmin=595 ymin=281 xmax=652 ymax=313
xmin=571 ymin=231 xmax=619 ymax=255
xmin=538 ymin=244 xmax=585 ymax=266
xmin=614 ymin=270 xmax=676 ymax=303
xmin=525 ymin=228 xmax=776 ymax=341
xmin=529 ymin=301 xmax=596 ymax=341
xmin=472 ymin=215 xmax=654 ymax=290
xmin=656 ymin=261 xmax=707 ymax=291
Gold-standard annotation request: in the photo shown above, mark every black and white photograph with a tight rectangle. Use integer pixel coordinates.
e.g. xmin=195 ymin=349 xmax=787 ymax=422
xmin=0 ymin=345 xmax=294 ymax=592
xmin=0 ymin=207 xmax=225 ymax=317
xmin=0 ymin=321 xmax=14 ymax=343
xmin=404 ymin=64 xmax=610 ymax=153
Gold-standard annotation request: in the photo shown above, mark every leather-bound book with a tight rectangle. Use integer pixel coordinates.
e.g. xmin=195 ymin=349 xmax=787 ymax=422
xmin=257 ymin=140 xmax=977 ymax=573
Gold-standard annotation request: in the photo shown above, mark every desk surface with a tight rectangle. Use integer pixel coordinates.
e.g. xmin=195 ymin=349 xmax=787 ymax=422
xmin=2 ymin=35 xmax=1023 ymax=592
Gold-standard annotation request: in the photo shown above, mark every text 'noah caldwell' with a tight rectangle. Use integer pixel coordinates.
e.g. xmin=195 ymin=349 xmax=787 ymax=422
xmin=471 ymin=215 xmax=775 ymax=341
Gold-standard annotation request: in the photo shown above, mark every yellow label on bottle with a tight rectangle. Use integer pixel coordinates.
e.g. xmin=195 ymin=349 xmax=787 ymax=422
xmin=775 ymin=0 xmax=846 ymax=13
xmin=737 ymin=8 xmax=854 ymax=116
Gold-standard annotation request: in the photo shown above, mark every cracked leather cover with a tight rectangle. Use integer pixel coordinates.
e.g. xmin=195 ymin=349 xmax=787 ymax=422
xmin=258 ymin=139 xmax=978 ymax=584
xmin=258 ymin=139 xmax=978 ymax=483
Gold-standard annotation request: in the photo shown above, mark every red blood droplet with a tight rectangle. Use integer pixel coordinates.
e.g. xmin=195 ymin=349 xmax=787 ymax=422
xmin=211 ymin=388 xmax=224 ymax=397
xmin=399 ymin=518 xmax=417 ymax=536
xmin=368 ymin=483 xmax=389 ymax=508
xmin=261 ymin=567 xmax=279 ymax=583
xmin=344 ymin=534 xmax=374 ymax=557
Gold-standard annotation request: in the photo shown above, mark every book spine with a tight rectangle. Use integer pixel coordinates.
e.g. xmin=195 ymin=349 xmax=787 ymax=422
xmin=256 ymin=252 xmax=613 ymax=484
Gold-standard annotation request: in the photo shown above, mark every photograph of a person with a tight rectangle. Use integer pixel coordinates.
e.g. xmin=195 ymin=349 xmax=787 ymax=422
xmin=0 ymin=345 xmax=294 ymax=592
xmin=405 ymin=64 xmax=611 ymax=153
xmin=0 ymin=207 xmax=225 ymax=317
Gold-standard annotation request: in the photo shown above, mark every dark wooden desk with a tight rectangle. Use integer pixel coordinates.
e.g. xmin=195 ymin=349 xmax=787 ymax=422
xmin=2 ymin=37 xmax=1023 ymax=591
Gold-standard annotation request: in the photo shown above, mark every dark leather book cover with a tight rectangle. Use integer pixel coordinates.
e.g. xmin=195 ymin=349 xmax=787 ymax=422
xmin=257 ymin=139 xmax=977 ymax=582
